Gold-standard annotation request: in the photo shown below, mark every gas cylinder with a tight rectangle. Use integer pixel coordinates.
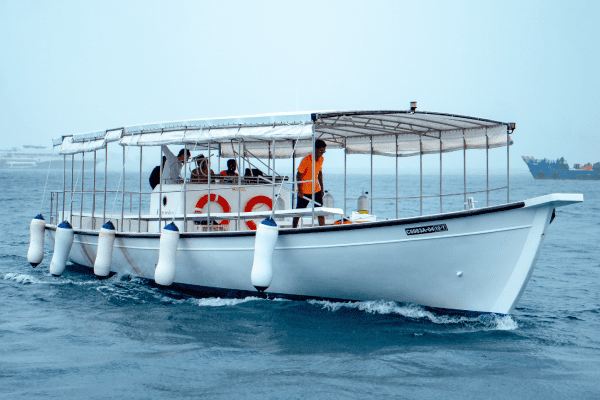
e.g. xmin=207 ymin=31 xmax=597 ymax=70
xmin=323 ymin=190 xmax=334 ymax=208
xmin=358 ymin=190 xmax=369 ymax=214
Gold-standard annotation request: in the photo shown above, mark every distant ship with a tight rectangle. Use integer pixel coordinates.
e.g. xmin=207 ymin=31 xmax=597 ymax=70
xmin=522 ymin=156 xmax=600 ymax=180
xmin=0 ymin=146 xmax=102 ymax=170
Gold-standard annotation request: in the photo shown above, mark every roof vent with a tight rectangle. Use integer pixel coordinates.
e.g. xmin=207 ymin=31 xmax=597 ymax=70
xmin=410 ymin=102 xmax=417 ymax=112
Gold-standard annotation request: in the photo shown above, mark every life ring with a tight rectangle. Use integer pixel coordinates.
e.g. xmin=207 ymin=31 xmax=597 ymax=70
xmin=195 ymin=194 xmax=231 ymax=225
xmin=244 ymin=195 xmax=272 ymax=230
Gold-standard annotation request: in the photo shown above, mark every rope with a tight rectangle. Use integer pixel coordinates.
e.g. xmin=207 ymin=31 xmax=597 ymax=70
xmin=39 ymin=146 xmax=55 ymax=214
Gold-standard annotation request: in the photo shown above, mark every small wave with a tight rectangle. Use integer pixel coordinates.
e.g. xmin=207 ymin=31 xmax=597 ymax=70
xmin=3 ymin=272 xmax=100 ymax=286
xmin=308 ymin=299 xmax=518 ymax=330
xmin=3 ymin=272 xmax=38 ymax=285
xmin=193 ymin=296 xmax=264 ymax=307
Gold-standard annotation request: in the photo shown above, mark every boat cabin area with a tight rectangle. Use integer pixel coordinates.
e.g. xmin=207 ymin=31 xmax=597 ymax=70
xmin=48 ymin=107 xmax=515 ymax=233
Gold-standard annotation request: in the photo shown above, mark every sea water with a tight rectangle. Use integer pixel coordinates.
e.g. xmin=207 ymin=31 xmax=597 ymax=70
xmin=1 ymin=170 xmax=599 ymax=399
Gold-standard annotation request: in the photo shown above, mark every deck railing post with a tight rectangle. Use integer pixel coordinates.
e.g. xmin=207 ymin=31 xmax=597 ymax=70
xmin=463 ymin=129 xmax=467 ymax=210
xmin=272 ymin=140 xmax=276 ymax=210
xmin=311 ymin=130 xmax=315 ymax=226
xmin=183 ymin=144 xmax=188 ymax=232
xmin=486 ymin=129 xmax=489 ymax=207
xmin=62 ymin=155 xmax=66 ymax=222
xmin=344 ymin=137 xmax=347 ymax=218
xmin=103 ymin=146 xmax=107 ymax=224
xmin=70 ymin=154 xmax=74 ymax=223
xmin=507 ymin=127 xmax=510 ymax=203
xmin=419 ymin=136 xmax=423 ymax=216
xmin=139 ymin=146 xmax=142 ymax=232
xmin=207 ymin=142 xmax=211 ymax=228
xmin=237 ymin=139 xmax=242 ymax=231
xmin=92 ymin=150 xmax=97 ymax=229
xmin=292 ymin=140 xmax=296 ymax=210
xmin=440 ymin=132 xmax=443 ymax=214
xmin=395 ymin=134 xmax=398 ymax=219
xmin=370 ymin=136 xmax=373 ymax=215
xmin=121 ymin=146 xmax=125 ymax=232
xmin=159 ymin=143 xmax=163 ymax=232
xmin=80 ymin=152 xmax=84 ymax=229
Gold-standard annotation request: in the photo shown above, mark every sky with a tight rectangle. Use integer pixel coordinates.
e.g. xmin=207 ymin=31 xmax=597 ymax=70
xmin=1 ymin=0 xmax=599 ymax=174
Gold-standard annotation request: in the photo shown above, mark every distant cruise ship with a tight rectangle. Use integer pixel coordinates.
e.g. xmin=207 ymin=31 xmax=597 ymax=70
xmin=522 ymin=156 xmax=600 ymax=180
xmin=0 ymin=146 xmax=101 ymax=170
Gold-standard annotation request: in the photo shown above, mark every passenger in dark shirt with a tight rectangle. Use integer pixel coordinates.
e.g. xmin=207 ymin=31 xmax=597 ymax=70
xmin=149 ymin=156 xmax=166 ymax=189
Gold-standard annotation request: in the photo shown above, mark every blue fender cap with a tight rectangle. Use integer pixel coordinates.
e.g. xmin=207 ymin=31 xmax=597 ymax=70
xmin=58 ymin=220 xmax=73 ymax=229
xmin=34 ymin=214 xmax=45 ymax=220
xmin=102 ymin=221 xmax=115 ymax=230
xmin=261 ymin=218 xmax=277 ymax=227
xmin=164 ymin=222 xmax=179 ymax=232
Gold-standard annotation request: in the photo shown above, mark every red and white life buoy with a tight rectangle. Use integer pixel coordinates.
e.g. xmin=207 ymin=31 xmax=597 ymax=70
xmin=195 ymin=194 xmax=231 ymax=225
xmin=244 ymin=195 xmax=272 ymax=230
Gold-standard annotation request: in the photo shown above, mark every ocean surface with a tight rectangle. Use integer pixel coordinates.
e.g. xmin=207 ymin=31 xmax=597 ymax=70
xmin=1 ymin=169 xmax=599 ymax=399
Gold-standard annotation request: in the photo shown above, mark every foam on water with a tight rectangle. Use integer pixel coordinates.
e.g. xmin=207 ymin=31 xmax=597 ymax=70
xmin=308 ymin=299 xmax=518 ymax=330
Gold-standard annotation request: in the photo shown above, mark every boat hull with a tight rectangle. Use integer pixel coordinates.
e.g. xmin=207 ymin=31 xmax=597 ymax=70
xmin=45 ymin=194 xmax=582 ymax=314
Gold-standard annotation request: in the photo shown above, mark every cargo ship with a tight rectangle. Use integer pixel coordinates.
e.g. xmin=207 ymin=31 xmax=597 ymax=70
xmin=522 ymin=156 xmax=600 ymax=180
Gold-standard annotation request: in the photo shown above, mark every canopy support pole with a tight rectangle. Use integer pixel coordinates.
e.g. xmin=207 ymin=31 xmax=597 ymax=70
xmin=311 ymin=131 xmax=315 ymax=227
xmin=344 ymin=138 xmax=347 ymax=218
xmin=419 ymin=136 xmax=423 ymax=216
xmin=80 ymin=152 xmax=84 ymax=229
xmin=440 ymin=133 xmax=443 ymax=214
xmin=507 ymin=129 xmax=510 ymax=203
xmin=272 ymin=140 xmax=276 ymax=207
xmin=159 ymin=144 xmax=163 ymax=232
xmin=395 ymin=134 xmax=398 ymax=219
xmin=92 ymin=150 xmax=97 ymax=229
xmin=207 ymin=142 xmax=211 ymax=229
xmin=104 ymin=147 xmax=107 ymax=224
xmin=370 ymin=136 xmax=373 ymax=215
xmin=62 ymin=155 xmax=65 ymax=222
xmin=121 ymin=146 xmax=125 ymax=232
xmin=486 ymin=129 xmax=489 ymax=207
xmin=138 ymin=147 xmax=142 ymax=232
xmin=463 ymin=129 xmax=467 ymax=210
xmin=292 ymin=140 xmax=296 ymax=209
xmin=184 ymin=144 xmax=189 ymax=232
xmin=237 ymin=139 xmax=241 ymax=231
xmin=70 ymin=155 xmax=74 ymax=223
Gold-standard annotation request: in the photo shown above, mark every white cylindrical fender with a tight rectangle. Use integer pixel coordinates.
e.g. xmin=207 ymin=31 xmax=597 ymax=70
xmin=49 ymin=220 xmax=74 ymax=276
xmin=154 ymin=222 xmax=180 ymax=286
xmin=27 ymin=214 xmax=46 ymax=267
xmin=251 ymin=218 xmax=279 ymax=292
xmin=94 ymin=221 xmax=116 ymax=278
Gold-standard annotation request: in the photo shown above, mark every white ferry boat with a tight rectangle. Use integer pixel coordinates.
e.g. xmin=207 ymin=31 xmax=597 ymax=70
xmin=28 ymin=105 xmax=583 ymax=314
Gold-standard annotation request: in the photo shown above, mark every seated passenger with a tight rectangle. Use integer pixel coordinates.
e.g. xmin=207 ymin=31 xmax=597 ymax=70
xmin=191 ymin=155 xmax=216 ymax=183
xmin=161 ymin=146 xmax=190 ymax=184
xmin=219 ymin=159 xmax=238 ymax=183
xmin=149 ymin=156 xmax=166 ymax=189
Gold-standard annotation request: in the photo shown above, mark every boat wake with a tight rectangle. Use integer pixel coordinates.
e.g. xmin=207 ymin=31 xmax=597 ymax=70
xmin=308 ymin=299 xmax=518 ymax=330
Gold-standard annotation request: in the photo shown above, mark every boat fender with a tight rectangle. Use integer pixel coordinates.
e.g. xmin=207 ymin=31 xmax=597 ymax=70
xmin=27 ymin=214 xmax=46 ymax=267
xmin=154 ymin=222 xmax=180 ymax=286
xmin=251 ymin=218 xmax=278 ymax=292
xmin=550 ymin=208 xmax=556 ymax=224
xmin=93 ymin=221 xmax=116 ymax=278
xmin=49 ymin=220 xmax=74 ymax=276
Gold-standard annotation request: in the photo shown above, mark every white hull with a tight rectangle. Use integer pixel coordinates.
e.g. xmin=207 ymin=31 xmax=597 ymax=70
xmin=46 ymin=194 xmax=582 ymax=314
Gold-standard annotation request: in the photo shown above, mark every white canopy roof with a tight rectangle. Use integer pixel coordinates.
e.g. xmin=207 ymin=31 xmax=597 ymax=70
xmin=54 ymin=110 xmax=513 ymax=158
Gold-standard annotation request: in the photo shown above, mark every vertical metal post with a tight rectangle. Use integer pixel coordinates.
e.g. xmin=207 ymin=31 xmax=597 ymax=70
xmin=370 ymin=136 xmax=373 ymax=215
xmin=70 ymin=154 xmax=74 ymax=223
xmin=463 ymin=130 xmax=467 ymax=210
xmin=419 ymin=136 xmax=423 ymax=216
xmin=121 ymin=146 xmax=125 ymax=232
xmin=104 ymin=146 xmax=107 ymax=224
xmin=343 ymin=138 xmax=347 ymax=217
xmin=62 ymin=155 xmax=66 ymax=222
xmin=486 ymin=129 xmax=489 ymax=207
xmin=439 ymin=133 xmax=443 ymax=214
xmin=272 ymin=140 xmax=276 ymax=207
xmin=237 ymin=139 xmax=242 ymax=231
xmin=395 ymin=134 xmax=398 ymax=219
xmin=80 ymin=152 xmax=84 ymax=229
xmin=207 ymin=142 xmax=211 ymax=228
xmin=50 ymin=192 xmax=53 ymax=224
xmin=159 ymin=145 xmax=163 ymax=232
xmin=292 ymin=140 xmax=296 ymax=209
xmin=139 ymin=146 xmax=142 ymax=232
xmin=183 ymin=145 xmax=188 ymax=232
xmin=92 ymin=150 xmax=97 ymax=229
xmin=218 ymin=144 xmax=221 ymax=172
xmin=507 ymin=128 xmax=510 ymax=203
xmin=311 ymin=132 xmax=315 ymax=226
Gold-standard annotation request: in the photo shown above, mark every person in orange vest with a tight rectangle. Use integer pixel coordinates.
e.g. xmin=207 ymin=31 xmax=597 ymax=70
xmin=293 ymin=140 xmax=327 ymax=228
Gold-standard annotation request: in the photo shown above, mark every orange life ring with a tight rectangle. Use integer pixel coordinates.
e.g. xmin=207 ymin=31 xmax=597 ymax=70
xmin=244 ymin=195 xmax=272 ymax=230
xmin=195 ymin=194 xmax=231 ymax=225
